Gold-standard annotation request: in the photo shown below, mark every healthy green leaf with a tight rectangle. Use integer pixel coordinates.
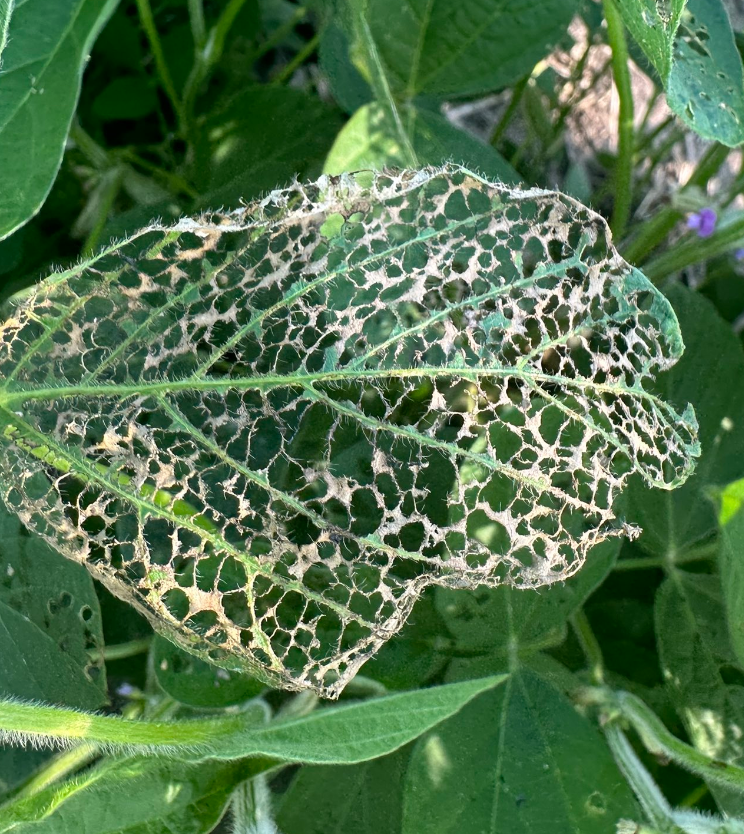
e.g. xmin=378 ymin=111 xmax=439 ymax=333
xmin=656 ymin=571 xmax=744 ymax=816
xmin=277 ymin=747 xmax=410 ymax=834
xmin=627 ymin=284 xmax=744 ymax=559
xmin=0 ymin=165 xmax=697 ymax=695
xmin=437 ymin=538 xmax=620 ymax=658
xmin=323 ymin=102 xmax=518 ymax=184
xmin=353 ymin=0 xmax=578 ymax=100
xmin=402 ymin=667 xmax=638 ymax=833
xmin=0 ymin=0 xmax=120 ymax=241
xmin=0 ymin=500 xmax=106 ymax=708
xmin=0 ymin=755 xmax=260 ymax=834
xmin=0 ymin=675 xmax=506 ymax=763
xmin=613 ymin=0 xmax=686 ymax=80
xmin=152 ymin=634 xmax=264 ymax=708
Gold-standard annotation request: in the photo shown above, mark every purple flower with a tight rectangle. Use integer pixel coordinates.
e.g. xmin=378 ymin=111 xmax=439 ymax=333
xmin=687 ymin=207 xmax=717 ymax=238
xmin=735 ymin=248 xmax=744 ymax=261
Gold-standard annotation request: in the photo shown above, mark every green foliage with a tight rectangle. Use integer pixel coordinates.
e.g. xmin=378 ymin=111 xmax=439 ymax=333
xmin=0 ymin=0 xmax=119 ymax=240
xmin=2 ymin=0 xmax=744 ymax=831
xmin=615 ymin=0 xmax=744 ymax=145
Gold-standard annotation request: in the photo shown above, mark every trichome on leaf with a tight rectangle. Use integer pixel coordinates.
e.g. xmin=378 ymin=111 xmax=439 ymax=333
xmin=0 ymin=165 xmax=698 ymax=696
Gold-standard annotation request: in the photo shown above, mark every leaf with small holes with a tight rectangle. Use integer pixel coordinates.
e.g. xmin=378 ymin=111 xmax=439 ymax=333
xmin=0 ymin=165 xmax=698 ymax=697
xmin=0 ymin=500 xmax=106 ymax=708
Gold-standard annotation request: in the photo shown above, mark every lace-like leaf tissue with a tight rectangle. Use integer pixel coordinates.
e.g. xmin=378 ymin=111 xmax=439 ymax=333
xmin=0 ymin=165 xmax=698 ymax=696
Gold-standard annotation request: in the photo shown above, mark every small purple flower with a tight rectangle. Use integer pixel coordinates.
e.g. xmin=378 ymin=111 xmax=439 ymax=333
xmin=735 ymin=248 xmax=744 ymax=261
xmin=687 ymin=207 xmax=717 ymax=238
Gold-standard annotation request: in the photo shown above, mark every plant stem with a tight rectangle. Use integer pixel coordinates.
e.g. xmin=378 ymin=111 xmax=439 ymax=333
xmin=645 ymin=214 xmax=744 ymax=284
xmin=134 ymin=0 xmax=184 ymax=124
xmin=89 ymin=637 xmax=152 ymax=663
xmin=271 ymin=32 xmax=321 ymax=86
xmin=490 ymin=75 xmax=529 ymax=147
xmin=603 ymin=0 xmax=634 ymax=239
xmin=8 ymin=743 xmax=100 ymax=802
xmin=81 ymin=166 xmax=124 ymax=256
xmin=188 ymin=0 xmax=206 ymax=49
xmin=571 ymin=610 xmax=605 ymax=685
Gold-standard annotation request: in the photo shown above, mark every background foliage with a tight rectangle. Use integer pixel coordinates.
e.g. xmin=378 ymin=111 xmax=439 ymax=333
xmin=2 ymin=0 xmax=744 ymax=831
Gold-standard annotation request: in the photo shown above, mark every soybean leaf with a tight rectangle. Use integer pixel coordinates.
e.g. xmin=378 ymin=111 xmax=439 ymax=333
xmin=0 ymin=166 xmax=697 ymax=695
xmin=402 ymin=667 xmax=638 ymax=833
xmin=194 ymin=86 xmax=345 ymax=210
xmin=352 ymin=0 xmax=578 ymax=100
xmin=0 ymin=500 xmax=106 ymax=708
xmin=277 ymin=747 xmax=410 ymax=834
xmin=627 ymin=284 xmax=744 ymax=559
xmin=319 ymin=20 xmax=372 ymax=114
xmin=323 ymin=102 xmax=518 ymax=184
xmin=613 ymin=0 xmax=686 ymax=81
xmin=656 ymin=571 xmax=744 ymax=816
xmin=0 ymin=755 xmax=261 ymax=834
xmin=0 ymin=0 xmax=119 ymax=240
xmin=616 ymin=0 xmax=744 ymax=146
xmin=152 ymin=634 xmax=264 ymax=708
xmin=719 ymin=478 xmax=744 ymax=668
xmin=0 ymin=676 xmax=506 ymax=763
xmin=437 ymin=538 xmax=620 ymax=657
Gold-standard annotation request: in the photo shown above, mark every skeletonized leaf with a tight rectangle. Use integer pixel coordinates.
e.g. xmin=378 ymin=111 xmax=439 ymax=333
xmin=0 ymin=165 xmax=697 ymax=696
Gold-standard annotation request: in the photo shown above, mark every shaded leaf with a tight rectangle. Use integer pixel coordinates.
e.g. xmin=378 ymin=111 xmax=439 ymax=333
xmin=0 ymin=166 xmax=696 ymax=694
xmin=152 ymin=634 xmax=264 ymax=708
xmin=276 ymin=747 xmax=410 ymax=834
xmin=613 ymin=0 xmax=685 ymax=80
xmin=656 ymin=571 xmax=744 ymax=816
xmin=627 ymin=283 xmax=744 ymax=558
xmin=0 ymin=500 xmax=106 ymax=708
xmin=0 ymin=0 xmax=119 ymax=240
xmin=403 ymin=667 xmax=638 ymax=833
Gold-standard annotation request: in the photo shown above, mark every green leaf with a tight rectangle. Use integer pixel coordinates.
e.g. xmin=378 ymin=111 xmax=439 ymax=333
xmin=0 ymin=500 xmax=106 ymax=708
xmin=615 ymin=0 xmax=744 ymax=146
xmin=194 ymin=86 xmax=345 ymax=210
xmin=152 ymin=634 xmax=265 ymax=708
xmin=353 ymin=0 xmax=578 ymax=100
xmin=627 ymin=284 xmax=744 ymax=559
xmin=0 ymin=755 xmax=259 ymax=834
xmin=656 ymin=571 xmax=744 ymax=816
xmin=276 ymin=747 xmax=410 ymax=834
xmin=402 ymin=668 xmax=638 ymax=833
xmin=612 ymin=0 xmax=685 ymax=80
xmin=666 ymin=0 xmax=744 ymax=146
xmin=0 ymin=676 xmax=506 ymax=764
xmin=323 ymin=102 xmax=518 ymax=184
xmin=719 ymin=478 xmax=744 ymax=670
xmin=437 ymin=538 xmax=620 ymax=659
xmin=0 ymin=165 xmax=697 ymax=694
xmin=0 ymin=0 xmax=119 ymax=241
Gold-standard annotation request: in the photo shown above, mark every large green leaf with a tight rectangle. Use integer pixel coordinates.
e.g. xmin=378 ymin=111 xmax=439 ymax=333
xmin=402 ymin=667 xmax=638 ymax=833
xmin=437 ymin=538 xmax=620 ymax=658
xmin=0 ymin=0 xmax=119 ymax=240
xmin=276 ymin=747 xmax=410 ymax=834
xmin=0 ymin=500 xmax=106 ymax=708
xmin=0 ymin=755 xmax=258 ymax=834
xmin=0 ymin=165 xmax=697 ymax=695
xmin=323 ymin=102 xmax=518 ymax=184
xmin=627 ymin=284 xmax=744 ymax=559
xmin=615 ymin=0 xmax=744 ymax=146
xmin=656 ymin=571 xmax=744 ymax=816
xmin=354 ymin=0 xmax=578 ymax=100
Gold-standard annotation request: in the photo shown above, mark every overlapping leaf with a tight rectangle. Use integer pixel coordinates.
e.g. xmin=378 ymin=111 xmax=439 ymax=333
xmin=0 ymin=165 xmax=697 ymax=695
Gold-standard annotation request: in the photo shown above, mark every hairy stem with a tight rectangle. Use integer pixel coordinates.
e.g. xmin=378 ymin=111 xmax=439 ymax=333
xmin=134 ymin=0 xmax=185 ymax=124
